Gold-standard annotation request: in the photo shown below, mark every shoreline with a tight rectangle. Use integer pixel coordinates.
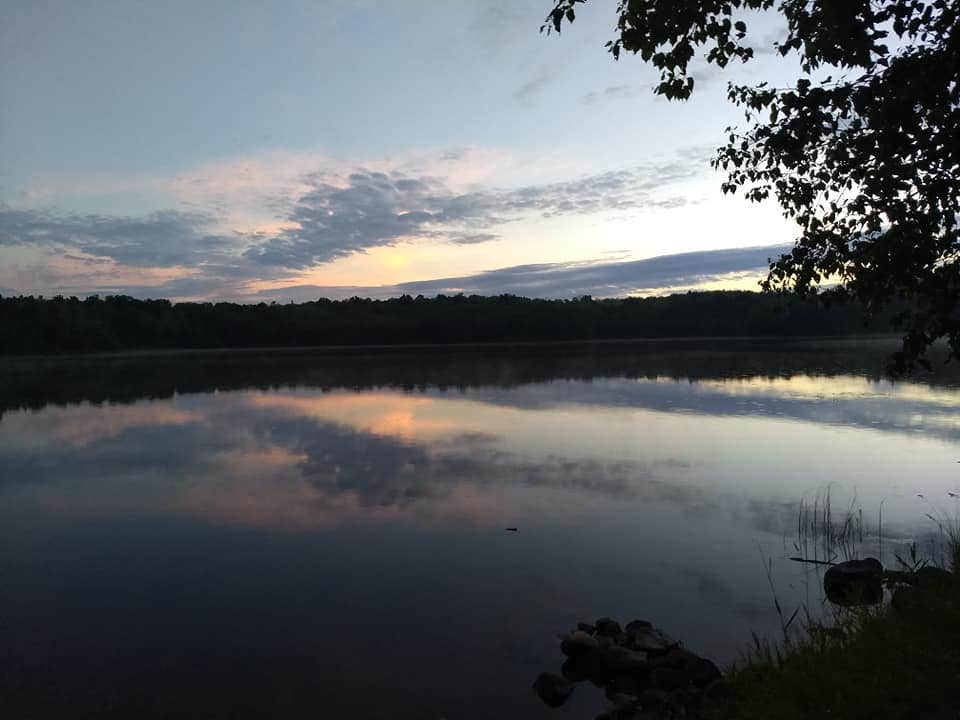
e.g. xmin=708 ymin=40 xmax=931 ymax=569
xmin=0 ymin=333 xmax=906 ymax=364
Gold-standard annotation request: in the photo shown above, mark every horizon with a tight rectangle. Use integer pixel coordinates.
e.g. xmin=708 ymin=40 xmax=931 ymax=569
xmin=0 ymin=242 xmax=793 ymax=303
xmin=1 ymin=1 xmax=799 ymax=303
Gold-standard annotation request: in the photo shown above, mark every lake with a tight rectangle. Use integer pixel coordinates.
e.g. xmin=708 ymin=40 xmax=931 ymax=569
xmin=2 ymin=338 xmax=959 ymax=719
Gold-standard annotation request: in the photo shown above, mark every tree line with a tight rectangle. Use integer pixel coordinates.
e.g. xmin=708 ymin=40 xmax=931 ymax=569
xmin=0 ymin=291 xmax=903 ymax=356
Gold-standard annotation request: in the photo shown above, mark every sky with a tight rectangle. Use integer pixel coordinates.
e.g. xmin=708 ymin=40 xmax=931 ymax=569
xmin=0 ymin=0 xmax=801 ymax=302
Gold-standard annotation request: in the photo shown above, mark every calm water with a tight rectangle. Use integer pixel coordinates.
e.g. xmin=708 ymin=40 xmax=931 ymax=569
xmin=2 ymin=339 xmax=959 ymax=718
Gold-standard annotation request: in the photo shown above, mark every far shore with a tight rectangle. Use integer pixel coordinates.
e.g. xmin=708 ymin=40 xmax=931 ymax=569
xmin=0 ymin=333 xmax=907 ymax=364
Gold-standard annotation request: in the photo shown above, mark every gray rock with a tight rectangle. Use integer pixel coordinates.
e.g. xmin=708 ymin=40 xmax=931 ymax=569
xmin=626 ymin=627 xmax=678 ymax=654
xmin=561 ymin=657 xmax=591 ymax=683
xmin=533 ymin=672 xmax=575 ymax=708
xmin=595 ymin=617 xmax=623 ymax=637
xmin=578 ymin=621 xmax=598 ymax=634
xmin=625 ymin=620 xmax=653 ymax=633
xmin=636 ymin=687 xmax=670 ymax=710
xmin=687 ymin=657 xmax=722 ymax=688
xmin=649 ymin=647 xmax=699 ymax=668
xmin=650 ymin=666 xmax=689 ymax=691
xmin=561 ymin=630 xmax=600 ymax=657
xmin=824 ymin=558 xmax=883 ymax=606
xmin=606 ymin=704 xmax=644 ymax=720
xmin=601 ymin=645 xmax=650 ymax=674
xmin=606 ymin=673 xmax=644 ymax=697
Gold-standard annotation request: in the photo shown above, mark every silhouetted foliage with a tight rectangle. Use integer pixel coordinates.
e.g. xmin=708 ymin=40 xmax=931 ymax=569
xmin=0 ymin=291 xmax=899 ymax=356
xmin=545 ymin=0 xmax=960 ymax=372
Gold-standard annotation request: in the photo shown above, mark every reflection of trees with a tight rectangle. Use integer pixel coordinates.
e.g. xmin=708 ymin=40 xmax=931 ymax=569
xmin=4 ymin=337 xmax=957 ymax=420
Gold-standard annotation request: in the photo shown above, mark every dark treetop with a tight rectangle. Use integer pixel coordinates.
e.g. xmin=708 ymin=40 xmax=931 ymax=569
xmin=0 ymin=291 xmax=899 ymax=356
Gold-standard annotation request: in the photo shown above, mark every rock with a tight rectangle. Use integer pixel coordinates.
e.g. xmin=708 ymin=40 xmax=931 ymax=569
xmin=650 ymin=666 xmax=690 ymax=691
xmin=596 ymin=710 xmax=643 ymax=720
xmin=625 ymin=619 xmax=653 ymax=633
xmin=636 ymin=688 xmax=670 ymax=710
xmin=561 ymin=657 xmax=591 ymax=683
xmin=669 ymin=687 xmax=698 ymax=710
xmin=626 ymin=627 xmax=678 ymax=655
xmin=824 ymin=558 xmax=884 ymax=606
xmin=649 ymin=647 xmax=699 ymax=669
xmin=687 ymin=657 xmax=722 ymax=688
xmin=532 ymin=672 xmax=575 ymax=708
xmin=606 ymin=673 xmax=645 ymax=697
xmin=578 ymin=621 xmax=598 ymax=634
xmin=600 ymin=645 xmax=650 ymax=675
xmin=605 ymin=704 xmax=644 ymax=720
xmin=595 ymin=617 xmax=623 ymax=637
xmin=561 ymin=630 xmax=600 ymax=657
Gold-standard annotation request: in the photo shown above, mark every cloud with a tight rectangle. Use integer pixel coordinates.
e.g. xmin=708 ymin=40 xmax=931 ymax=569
xmin=448 ymin=232 xmax=499 ymax=245
xmin=580 ymin=85 xmax=644 ymax=106
xmin=241 ymin=170 xmax=500 ymax=268
xmin=512 ymin=68 xmax=555 ymax=103
xmin=0 ymin=146 xmax=717 ymax=296
xmin=242 ymin=243 xmax=791 ymax=302
xmin=0 ymin=206 xmax=233 ymax=268
xmin=241 ymin=157 xmax=707 ymax=269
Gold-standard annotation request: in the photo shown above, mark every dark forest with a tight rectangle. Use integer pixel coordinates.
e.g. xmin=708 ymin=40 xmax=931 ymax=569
xmin=0 ymin=291 xmax=900 ymax=355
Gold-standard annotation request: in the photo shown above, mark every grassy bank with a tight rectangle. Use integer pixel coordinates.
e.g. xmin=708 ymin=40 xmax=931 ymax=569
xmin=708 ymin=545 xmax=960 ymax=720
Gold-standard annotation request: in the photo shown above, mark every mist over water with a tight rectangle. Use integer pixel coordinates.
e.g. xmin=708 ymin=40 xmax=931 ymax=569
xmin=2 ymin=338 xmax=958 ymax=718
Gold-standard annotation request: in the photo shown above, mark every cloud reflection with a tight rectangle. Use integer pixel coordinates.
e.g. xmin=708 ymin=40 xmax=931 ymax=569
xmin=2 ymin=364 xmax=958 ymax=540
xmin=0 ymin=389 xmax=703 ymax=532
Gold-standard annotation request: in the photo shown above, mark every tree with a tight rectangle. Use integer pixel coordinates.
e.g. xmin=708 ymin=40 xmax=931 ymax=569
xmin=544 ymin=0 xmax=960 ymax=373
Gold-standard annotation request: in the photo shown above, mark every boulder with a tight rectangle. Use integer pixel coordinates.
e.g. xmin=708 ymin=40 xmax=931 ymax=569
xmin=601 ymin=704 xmax=645 ymax=720
xmin=624 ymin=619 xmax=653 ymax=633
xmin=561 ymin=657 xmax=591 ymax=683
xmin=687 ymin=657 xmax=723 ymax=688
xmin=595 ymin=617 xmax=623 ymax=637
xmin=561 ymin=630 xmax=600 ymax=657
xmin=600 ymin=645 xmax=650 ymax=675
xmin=650 ymin=666 xmax=689 ymax=691
xmin=824 ymin=558 xmax=883 ymax=606
xmin=648 ymin=647 xmax=699 ymax=669
xmin=636 ymin=687 xmax=670 ymax=710
xmin=533 ymin=672 xmax=575 ymax=708
xmin=626 ymin=627 xmax=678 ymax=654
xmin=577 ymin=621 xmax=598 ymax=635
xmin=605 ymin=672 xmax=645 ymax=698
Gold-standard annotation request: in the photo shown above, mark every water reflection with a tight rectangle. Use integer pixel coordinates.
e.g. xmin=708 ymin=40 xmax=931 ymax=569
xmin=1 ymin=340 xmax=959 ymax=718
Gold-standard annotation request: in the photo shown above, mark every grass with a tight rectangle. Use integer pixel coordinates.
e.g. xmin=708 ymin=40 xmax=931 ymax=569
xmin=793 ymin=486 xmax=868 ymax=565
xmin=701 ymin=494 xmax=960 ymax=720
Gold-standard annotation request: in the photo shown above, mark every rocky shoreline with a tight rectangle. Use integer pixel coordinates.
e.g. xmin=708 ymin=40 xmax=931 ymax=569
xmin=534 ymin=558 xmax=958 ymax=719
xmin=533 ymin=617 xmax=725 ymax=719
